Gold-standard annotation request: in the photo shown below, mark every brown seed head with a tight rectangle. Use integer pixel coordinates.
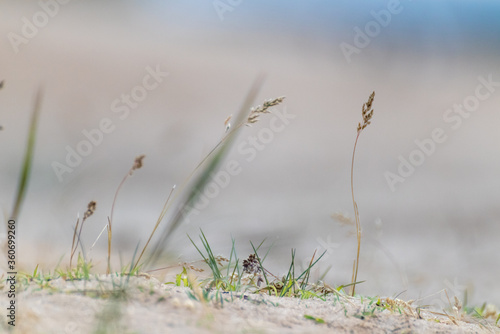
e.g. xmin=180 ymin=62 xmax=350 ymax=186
xmin=242 ymin=254 xmax=262 ymax=275
xmin=130 ymin=155 xmax=145 ymax=175
xmin=357 ymin=91 xmax=375 ymax=132
xmin=83 ymin=201 xmax=97 ymax=221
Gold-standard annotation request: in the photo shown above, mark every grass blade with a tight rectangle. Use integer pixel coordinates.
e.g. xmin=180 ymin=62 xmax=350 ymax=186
xmin=226 ymin=236 xmax=238 ymax=277
xmin=188 ymin=231 xmax=223 ymax=286
xmin=250 ymin=241 xmax=270 ymax=289
xmin=133 ymin=184 xmax=176 ymax=271
xmin=10 ymin=87 xmax=42 ymax=220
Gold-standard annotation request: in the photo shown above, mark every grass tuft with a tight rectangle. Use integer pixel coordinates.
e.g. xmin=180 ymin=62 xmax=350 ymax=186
xmin=188 ymin=229 xmax=228 ymax=289
xmin=186 ymin=230 xmax=333 ymax=301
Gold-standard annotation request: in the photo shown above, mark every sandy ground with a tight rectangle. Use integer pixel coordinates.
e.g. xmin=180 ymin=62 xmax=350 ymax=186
xmin=2 ymin=276 xmax=497 ymax=334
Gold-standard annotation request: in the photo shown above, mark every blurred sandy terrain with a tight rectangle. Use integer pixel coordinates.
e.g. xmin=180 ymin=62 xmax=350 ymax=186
xmin=1 ymin=1 xmax=499 ymax=307
xmin=5 ymin=276 xmax=492 ymax=334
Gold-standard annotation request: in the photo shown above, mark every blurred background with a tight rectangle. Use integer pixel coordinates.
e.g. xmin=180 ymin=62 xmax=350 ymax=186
xmin=1 ymin=0 xmax=499 ymax=307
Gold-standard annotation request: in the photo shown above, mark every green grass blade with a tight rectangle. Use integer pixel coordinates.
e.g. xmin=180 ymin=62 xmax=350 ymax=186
xmin=188 ymin=231 xmax=224 ymax=286
xmin=199 ymin=229 xmax=222 ymax=281
xmin=226 ymin=236 xmax=238 ymax=277
xmin=127 ymin=242 xmax=140 ymax=277
xmin=296 ymin=250 xmax=327 ymax=282
xmin=187 ymin=234 xmax=209 ymax=264
xmin=10 ymin=88 xmax=42 ymax=220
xmin=250 ymin=241 xmax=269 ymax=289
xmin=260 ymin=239 xmax=275 ymax=263
xmin=299 ymin=250 xmax=326 ymax=290
xmin=280 ymin=249 xmax=296 ymax=297
xmin=304 ymin=314 xmax=325 ymax=324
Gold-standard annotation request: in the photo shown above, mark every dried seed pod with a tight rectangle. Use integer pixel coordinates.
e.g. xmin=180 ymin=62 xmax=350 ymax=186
xmin=242 ymin=254 xmax=262 ymax=275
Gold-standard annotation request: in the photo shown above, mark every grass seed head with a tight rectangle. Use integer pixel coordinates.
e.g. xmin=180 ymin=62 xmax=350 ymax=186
xmin=242 ymin=254 xmax=262 ymax=275
xmin=246 ymin=96 xmax=285 ymax=126
xmin=131 ymin=155 xmax=145 ymax=174
xmin=183 ymin=263 xmax=204 ymax=273
xmin=83 ymin=201 xmax=96 ymax=221
xmin=357 ymin=91 xmax=375 ymax=132
xmin=214 ymin=255 xmax=229 ymax=267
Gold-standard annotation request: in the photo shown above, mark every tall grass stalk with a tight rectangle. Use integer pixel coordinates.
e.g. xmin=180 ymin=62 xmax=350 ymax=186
xmin=107 ymin=155 xmax=145 ymax=274
xmin=350 ymin=91 xmax=375 ymax=296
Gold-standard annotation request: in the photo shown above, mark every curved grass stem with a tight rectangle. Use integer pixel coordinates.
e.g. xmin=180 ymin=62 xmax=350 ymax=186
xmin=350 ymin=131 xmax=361 ymax=296
xmin=349 ymin=91 xmax=375 ymax=296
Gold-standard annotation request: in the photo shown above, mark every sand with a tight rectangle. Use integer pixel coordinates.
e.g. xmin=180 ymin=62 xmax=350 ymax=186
xmin=2 ymin=275 xmax=497 ymax=334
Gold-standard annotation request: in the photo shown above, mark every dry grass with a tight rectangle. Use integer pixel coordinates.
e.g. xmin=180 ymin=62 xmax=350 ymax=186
xmin=350 ymin=91 xmax=375 ymax=296
xmin=132 ymin=184 xmax=177 ymax=272
xmin=61 ymin=77 xmax=287 ymax=277
xmin=70 ymin=200 xmax=96 ymax=268
xmin=106 ymin=154 xmax=145 ymax=274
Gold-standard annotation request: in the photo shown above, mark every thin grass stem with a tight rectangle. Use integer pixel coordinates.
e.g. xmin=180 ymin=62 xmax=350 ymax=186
xmin=133 ymin=185 xmax=176 ymax=271
xmin=349 ymin=91 xmax=375 ymax=296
